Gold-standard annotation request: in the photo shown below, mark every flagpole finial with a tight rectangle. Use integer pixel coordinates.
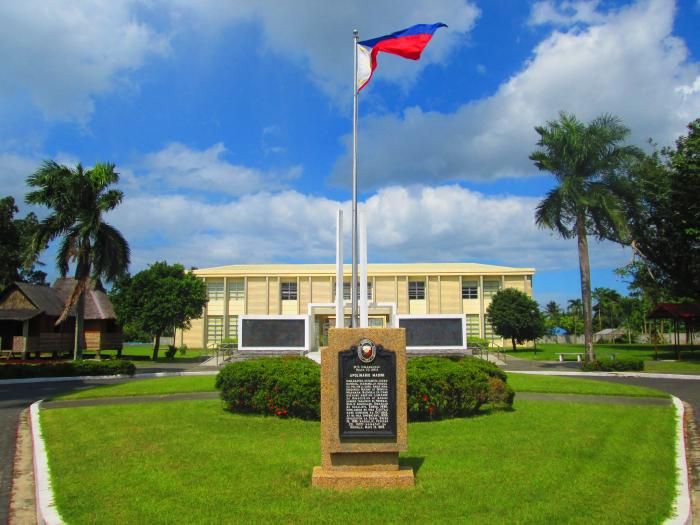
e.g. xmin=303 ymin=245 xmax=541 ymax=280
xmin=353 ymin=29 xmax=358 ymax=37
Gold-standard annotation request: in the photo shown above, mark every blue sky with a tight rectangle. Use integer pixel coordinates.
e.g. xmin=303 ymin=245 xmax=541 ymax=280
xmin=1 ymin=0 xmax=699 ymax=307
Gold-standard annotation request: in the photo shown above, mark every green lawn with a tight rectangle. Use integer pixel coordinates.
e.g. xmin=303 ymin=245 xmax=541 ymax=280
xmin=507 ymin=373 xmax=668 ymax=397
xmin=85 ymin=344 xmax=210 ymax=363
xmin=53 ymin=371 xmax=668 ymax=401
xmin=41 ymin=399 xmax=677 ymax=524
xmin=507 ymin=343 xmax=700 ymax=373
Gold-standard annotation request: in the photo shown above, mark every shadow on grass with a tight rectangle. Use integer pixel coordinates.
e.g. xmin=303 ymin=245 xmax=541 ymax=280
xmin=400 ymin=456 xmax=425 ymax=473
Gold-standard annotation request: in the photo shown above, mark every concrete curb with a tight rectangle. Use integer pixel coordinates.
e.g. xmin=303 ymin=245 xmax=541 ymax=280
xmin=666 ymin=396 xmax=692 ymax=525
xmin=29 ymin=401 xmax=63 ymax=525
xmin=508 ymin=370 xmax=700 ymax=380
xmin=0 ymin=370 xmax=218 ymax=385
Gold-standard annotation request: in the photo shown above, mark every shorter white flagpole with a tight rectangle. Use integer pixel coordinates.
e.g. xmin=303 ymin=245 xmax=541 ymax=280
xmin=335 ymin=209 xmax=344 ymax=328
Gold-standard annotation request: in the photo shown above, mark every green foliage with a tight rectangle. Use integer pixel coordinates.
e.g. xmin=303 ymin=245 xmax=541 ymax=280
xmin=581 ymin=357 xmax=644 ymax=372
xmin=407 ymin=357 xmax=513 ymax=420
xmin=531 ymin=112 xmax=640 ymax=360
xmin=165 ymin=345 xmax=178 ymax=359
xmin=487 ymin=288 xmax=546 ymax=351
xmin=0 ymin=359 xmax=135 ymax=379
xmin=620 ymin=118 xmax=700 ymax=301
xmin=216 ymin=356 xmax=513 ymax=422
xmin=0 ymin=196 xmax=47 ymax=291
xmin=110 ymin=261 xmax=207 ymax=360
xmin=216 ymin=357 xmax=321 ymax=420
xmin=24 ymin=160 xmax=130 ymax=359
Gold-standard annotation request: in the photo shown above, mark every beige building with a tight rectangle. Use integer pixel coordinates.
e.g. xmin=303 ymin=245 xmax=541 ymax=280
xmin=177 ymin=262 xmax=535 ymax=350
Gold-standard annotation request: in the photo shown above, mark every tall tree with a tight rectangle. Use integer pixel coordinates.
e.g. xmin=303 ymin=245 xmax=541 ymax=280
xmin=26 ymin=161 xmax=130 ymax=359
xmin=592 ymin=287 xmax=623 ymax=330
xmin=0 ymin=196 xmax=47 ymax=291
xmin=487 ymin=288 xmax=546 ymax=352
xmin=620 ymin=118 xmax=700 ymax=301
xmin=567 ymin=299 xmax=583 ymax=336
xmin=530 ymin=112 xmax=640 ymax=361
xmin=110 ymin=262 xmax=207 ymax=360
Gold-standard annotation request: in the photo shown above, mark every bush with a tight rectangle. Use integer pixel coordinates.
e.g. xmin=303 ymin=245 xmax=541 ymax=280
xmin=581 ymin=358 xmax=644 ymax=372
xmin=215 ymin=356 xmax=514 ymax=422
xmin=407 ymin=357 xmax=514 ymax=421
xmin=165 ymin=345 xmax=177 ymax=359
xmin=216 ymin=357 xmax=320 ymax=420
xmin=0 ymin=360 xmax=135 ymax=379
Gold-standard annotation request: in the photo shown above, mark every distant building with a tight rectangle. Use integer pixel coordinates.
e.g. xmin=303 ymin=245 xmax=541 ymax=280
xmin=177 ymin=263 xmax=535 ymax=350
xmin=0 ymin=279 xmax=122 ymax=357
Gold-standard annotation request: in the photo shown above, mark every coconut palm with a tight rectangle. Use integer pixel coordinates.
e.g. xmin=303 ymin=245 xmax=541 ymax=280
xmin=530 ymin=112 xmax=639 ymax=361
xmin=26 ymin=161 xmax=130 ymax=359
xmin=567 ymin=298 xmax=583 ymax=336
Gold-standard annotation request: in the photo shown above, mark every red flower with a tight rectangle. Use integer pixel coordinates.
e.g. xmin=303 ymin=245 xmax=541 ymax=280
xmin=423 ymin=395 xmax=429 ymax=401
xmin=428 ymin=406 xmax=434 ymax=414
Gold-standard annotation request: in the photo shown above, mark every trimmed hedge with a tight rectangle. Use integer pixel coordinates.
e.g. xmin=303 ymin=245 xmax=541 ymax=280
xmin=0 ymin=359 xmax=136 ymax=379
xmin=581 ymin=358 xmax=645 ymax=372
xmin=216 ymin=356 xmax=321 ymax=420
xmin=216 ymin=356 xmax=514 ymax=422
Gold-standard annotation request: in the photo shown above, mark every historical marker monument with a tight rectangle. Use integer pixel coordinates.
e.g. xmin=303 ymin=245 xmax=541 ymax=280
xmin=312 ymin=327 xmax=414 ymax=489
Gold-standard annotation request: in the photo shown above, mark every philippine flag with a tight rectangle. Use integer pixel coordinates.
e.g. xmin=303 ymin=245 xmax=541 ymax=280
xmin=357 ymin=23 xmax=447 ymax=92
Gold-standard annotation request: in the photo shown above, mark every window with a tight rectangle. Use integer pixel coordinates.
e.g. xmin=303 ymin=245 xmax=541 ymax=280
xmin=227 ymin=315 xmax=238 ymax=340
xmin=206 ymin=316 xmax=223 ymax=345
xmin=408 ymin=280 xmax=425 ymax=300
xmin=368 ymin=317 xmax=384 ymax=327
xmin=461 ymin=280 xmax=478 ymax=299
xmin=483 ymin=279 xmax=501 ymax=298
xmin=484 ymin=316 xmax=495 ymax=338
xmin=281 ymin=281 xmax=297 ymax=301
xmin=465 ymin=314 xmax=480 ymax=337
xmin=332 ymin=281 xmax=372 ymax=300
xmin=207 ymin=281 xmax=224 ymax=301
xmin=228 ymin=280 xmax=244 ymax=300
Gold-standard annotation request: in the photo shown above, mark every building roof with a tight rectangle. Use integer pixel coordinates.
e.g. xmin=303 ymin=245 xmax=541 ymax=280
xmin=53 ymin=278 xmax=117 ymax=320
xmin=0 ymin=309 xmax=41 ymax=321
xmin=14 ymin=282 xmax=64 ymax=316
xmin=647 ymin=303 xmax=700 ymax=320
xmin=194 ymin=262 xmax=535 ymax=278
xmin=0 ymin=279 xmax=117 ymax=321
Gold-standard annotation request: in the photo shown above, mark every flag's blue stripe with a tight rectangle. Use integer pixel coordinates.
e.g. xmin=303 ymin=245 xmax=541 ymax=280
xmin=359 ymin=23 xmax=447 ymax=48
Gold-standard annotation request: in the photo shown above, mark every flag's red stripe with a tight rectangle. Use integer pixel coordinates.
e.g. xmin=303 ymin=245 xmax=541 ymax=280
xmin=369 ymin=34 xmax=434 ymax=74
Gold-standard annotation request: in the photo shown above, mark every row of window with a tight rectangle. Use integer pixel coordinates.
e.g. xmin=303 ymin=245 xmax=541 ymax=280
xmin=207 ymin=279 xmax=504 ymax=302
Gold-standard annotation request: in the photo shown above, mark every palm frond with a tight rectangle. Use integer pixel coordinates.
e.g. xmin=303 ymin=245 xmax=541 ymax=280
xmin=92 ymin=222 xmax=131 ymax=282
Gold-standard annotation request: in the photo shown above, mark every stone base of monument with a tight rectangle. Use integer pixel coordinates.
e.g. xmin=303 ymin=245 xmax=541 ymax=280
xmin=311 ymin=328 xmax=415 ymax=490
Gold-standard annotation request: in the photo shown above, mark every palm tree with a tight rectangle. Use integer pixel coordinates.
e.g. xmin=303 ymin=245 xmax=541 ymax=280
xmin=530 ymin=112 xmax=640 ymax=361
xmin=567 ymin=298 xmax=583 ymax=336
xmin=26 ymin=161 xmax=130 ymax=359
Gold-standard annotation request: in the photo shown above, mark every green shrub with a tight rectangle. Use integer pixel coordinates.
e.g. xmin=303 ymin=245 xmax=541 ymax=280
xmin=216 ymin=357 xmax=320 ymax=420
xmin=165 ymin=345 xmax=177 ymax=359
xmin=582 ymin=358 xmax=644 ymax=372
xmin=0 ymin=360 xmax=135 ymax=379
xmin=215 ymin=356 xmax=514 ymax=422
xmin=467 ymin=337 xmax=489 ymax=349
xmin=406 ymin=357 xmax=514 ymax=420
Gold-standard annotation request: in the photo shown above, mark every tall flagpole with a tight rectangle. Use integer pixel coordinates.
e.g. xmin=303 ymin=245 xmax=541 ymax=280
xmin=351 ymin=29 xmax=359 ymax=328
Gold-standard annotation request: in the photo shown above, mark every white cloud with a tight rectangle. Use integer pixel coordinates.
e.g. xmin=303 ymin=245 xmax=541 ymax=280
xmin=162 ymin=0 xmax=479 ymax=102
xmin=331 ymin=0 xmax=700 ymax=188
xmin=0 ymin=1 xmax=169 ymax=122
xmin=135 ymin=142 xmax=301 ymax=196
xmin=529 ymin=0 xmax=605 ymax=26
xmin=107 ymin=183 xmax=627 ymax=274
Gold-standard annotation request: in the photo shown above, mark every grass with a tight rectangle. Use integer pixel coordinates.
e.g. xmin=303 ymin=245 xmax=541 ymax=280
xmin=507 ymin=343 xmax=700 ymax=372
xmin=87 ymin=344 xmax=210 ymax=363
xmin=41 ymin=399 xmax=677 ymax=524
xmin=52 ymin=370 xmax=669 ymax=401
xmin=507 ymin=373 xmax=669 ymax=397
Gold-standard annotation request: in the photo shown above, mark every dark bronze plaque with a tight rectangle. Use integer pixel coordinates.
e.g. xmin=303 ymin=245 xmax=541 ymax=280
xmin=399 ymin=318 xmax=463 ymax=347
xmin=338 ymin=344 xmax=396 ymax=439
xmin=240 ymin=319 xmax=305 ymax=348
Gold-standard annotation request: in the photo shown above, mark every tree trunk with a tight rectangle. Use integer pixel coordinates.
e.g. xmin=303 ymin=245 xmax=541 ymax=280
xmin=511 ymin=338 xmax=517 ymax=352
xmin=576 ymin=215 xmax=595 ymax=361
xmin=152 ymin=332 xmax=161 ymax=361
xmin=73 ymin=292 xmax=85 ymax=360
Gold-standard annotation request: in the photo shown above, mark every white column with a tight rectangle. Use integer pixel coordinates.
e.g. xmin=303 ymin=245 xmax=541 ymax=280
xmin=336 ymin=209 xmax=344 ymax=328
xmin=359 ymin=210 xmax=368 ymax=328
